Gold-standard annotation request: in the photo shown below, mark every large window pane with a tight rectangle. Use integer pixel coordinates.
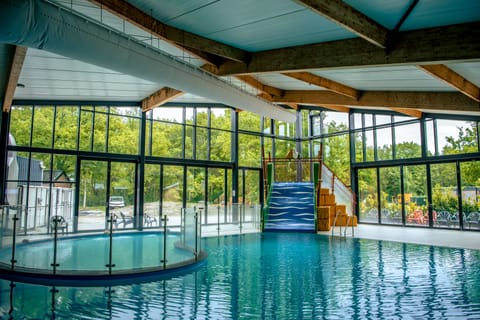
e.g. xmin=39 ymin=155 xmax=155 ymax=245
xmin=323 ymin=111 xmax=348 ymax=133
xmin=239 ymin=111 xmax=261 ymax=132
xmin=274 ymin=138 xmax=294 ymax=159
xmin=431 ymin=163 xmax=459 ymax=229
xmin=375 ymin=115 xmax=391 ymax=126
xmin=210 ymin=129 xmax=231 ymax=162
xmin=301 ymin=110 xmax=310 ymax=137
xmin=395 ymin=122 xmax=421 ymax=159
xmin=196 ymin=127 xmax=209 ymax=160
xmin=152 ymin=122 xmax=183 ymax=158
xmin=79 ymin=107 xmax=94 ymax=151
xmin=185 ymin=126 xmax=194 ymax=159
xmin=187 ymin=167 xmax=205 ymax=209
xmin=162 ymin=165 xmax=184 ymax=220
xmin=376 ymin=127 xmax=392 ymax=160
xmin=144 ymin=164 xmax=161 ymax=225
xmin=9 ymin=106 xmax=32 ymax=147
xmin=211 ymin=108 xmax=231 ymax=130
xmin=365 ymin=130 xmax=374 ymax=162
xmin=275 ymin=120 xmax=295 ymax=138
xmin=263 ymin=137 xmax=273 ymax=160
xmin=379 ymin=167 xmax=401 ymax=225
xmin=404 ymin=165 xmax=428 ymax=227
xmin=32 ymin=106 xmax=54 ymax=148
xmin=93 ymin=108 xmax=107 ymax=153
xmin=358 ymin=168 xmax=378 ymax=223
xmin=437 ymin=119 xmax=478 ymax=155
xmin=301 ymin=140 xmax=310 ymax=158
xmin=312 ymin=116 xmax=321 ymax=136
xmin=110 ymin=162 xmax=136 ymax=229
xmin=54 ymin=106 xmax=79 ymax=150
xmin=108 ymin=110 xmax=140 ymax=155
xmin=207 ymin=168 xmax=225 ymax=224
xmin=353 ymin=131 xmax=363 ymax=162
xmin=324 ymin=134 xmax=350 ymax=183
xmin=152 ymin=107 xmax=184 ymax=123
xmin=196 ymin=108 xmax=209 ymax=127
xmin=425 ymin=119 xmax=436 ymax=156
xmin=460 ymin=161 xmax=480 ymax=230
xmin=239 ymin=134 xmax=260 ymax=167
xmin=78 ymin=160 xmax=107 ymax=232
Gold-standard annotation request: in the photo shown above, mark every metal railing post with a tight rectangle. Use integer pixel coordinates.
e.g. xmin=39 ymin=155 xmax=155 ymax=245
xmin=161 ymin=214 xmax=168 ymax=269
xmin=10 ymin=210 xmax=18 ymax=270
xmin=106 ymin=215 xmax=116 ymax=275
xmin=50 ymin=216 xmax=61 ymax=274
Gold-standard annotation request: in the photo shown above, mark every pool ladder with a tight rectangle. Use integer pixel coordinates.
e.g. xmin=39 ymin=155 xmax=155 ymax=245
xmin=331 ymin=212 xmax=355 ymax=238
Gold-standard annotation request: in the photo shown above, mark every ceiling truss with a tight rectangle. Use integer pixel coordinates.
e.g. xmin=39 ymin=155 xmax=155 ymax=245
xmin=79 ymin=1 xmax=480 ymax=116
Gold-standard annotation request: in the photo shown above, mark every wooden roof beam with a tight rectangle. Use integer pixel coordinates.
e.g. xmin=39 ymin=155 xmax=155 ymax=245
xmin=89 ymin=0 xmax=249 ymax=64
xmin=282 ymin=71 xmax=360 ymax=100
xmin=217 ymin=22 xmax=480 ymax=75
xmin=322 ymin=105 xmax=350 ymax=113
xmin=294 ymin=0 xmax=389 ymax=48
xmin=235 ymin=75 xmax=284 ymax=99
xmin=273 ymin=90 xmax=479 ymax=113
xmin=390 ymin=108 xmax=422 ymax=118
xmin=283 ymin=103 xmax=299 ymax=110
xmin=418 ymin=64 xmax=480 ymax=102
xmin=2 ymin=46 xmax=27 ymax=113
xmin=142 ymin=87 xmax=184 ymax=112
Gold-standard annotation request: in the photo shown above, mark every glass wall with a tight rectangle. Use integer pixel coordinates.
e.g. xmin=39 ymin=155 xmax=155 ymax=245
xmin=352 ymin=111 xmax=479 ymax=230
xmin=3 ymin=103 xmax=480 ymax=234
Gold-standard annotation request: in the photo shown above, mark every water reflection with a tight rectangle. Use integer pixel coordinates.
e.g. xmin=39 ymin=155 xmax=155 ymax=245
xmin=1 ymin=234 xmax=480 ymax=319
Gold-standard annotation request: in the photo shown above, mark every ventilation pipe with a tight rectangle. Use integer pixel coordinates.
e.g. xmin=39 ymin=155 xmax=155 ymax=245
xmin=0 ymin=0 xmax=295 ymax=122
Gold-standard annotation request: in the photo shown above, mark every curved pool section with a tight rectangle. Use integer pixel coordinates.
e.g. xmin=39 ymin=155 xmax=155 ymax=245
xmin=0 ymin=232 xmax=207 ymax=285
xmin=1 ymin=232 xmax=479 ymax=319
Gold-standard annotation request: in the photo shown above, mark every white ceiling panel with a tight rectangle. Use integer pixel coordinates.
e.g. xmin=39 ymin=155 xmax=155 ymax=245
xmin=446 ymin=62 xmax=480 ymax=87
xmin=16 ymin=49 xmax=161 ymax=101
xmin=312 ymin=66 xmax=455 ymax=91
xmin=255 ymin=74 xmax=327 ymax=91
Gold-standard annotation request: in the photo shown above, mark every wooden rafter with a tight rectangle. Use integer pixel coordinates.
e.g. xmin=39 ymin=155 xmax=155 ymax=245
xmin=89 ymin=0 xmax=249 ymax=64
xmin=273 ymin=90 xmax=479 ymax=112
xmin=142 ymin=87 xmax=184 ymax=112
xmin=283 ymin=103 xmax=299 ymax=110
xmin=235 ymin=75 xmax=284 ymax=99
xmin=418 ymin=64 xmax=480 ymax=102
xmin=282 ymin=71 xmax=360 ymax=99
xmin=322 ymin=105 xmax=350 ymax=113
xmin=390 ymin=108 xmax=422 ymax=118
xmin=2 ymin=46 xmax=27 ymax=113
xmin=294 ymin=0 xmax=389 ymax=48
xmin=216 ymin=22 xmax=480 ymax=76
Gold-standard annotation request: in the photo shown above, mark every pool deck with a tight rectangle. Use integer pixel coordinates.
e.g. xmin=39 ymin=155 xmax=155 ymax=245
xmin=320 ymin=224 xmax=480 ymax=250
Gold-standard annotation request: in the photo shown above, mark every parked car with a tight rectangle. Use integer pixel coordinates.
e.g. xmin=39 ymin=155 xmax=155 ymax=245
xmin=109 ymin=196 xmax=125 ymax=208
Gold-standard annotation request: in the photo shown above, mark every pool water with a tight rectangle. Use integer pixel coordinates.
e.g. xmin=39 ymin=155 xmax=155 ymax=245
xmin=1 ymin=232 xmax=479 ymax=319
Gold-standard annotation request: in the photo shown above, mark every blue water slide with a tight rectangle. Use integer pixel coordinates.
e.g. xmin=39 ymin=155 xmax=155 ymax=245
xmin=264 ymin=182 xmax=316 ymax=232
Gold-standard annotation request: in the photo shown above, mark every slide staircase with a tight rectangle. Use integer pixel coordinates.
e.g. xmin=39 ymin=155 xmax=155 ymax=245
xmin=262 ymin=145 xmax=357 ymax=233
xmin=264 ymin=182 xmax=316 ymax=232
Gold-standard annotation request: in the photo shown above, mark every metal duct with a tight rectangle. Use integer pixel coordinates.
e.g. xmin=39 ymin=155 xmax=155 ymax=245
xmin=0 ymin=0 xmax=295 ymax=122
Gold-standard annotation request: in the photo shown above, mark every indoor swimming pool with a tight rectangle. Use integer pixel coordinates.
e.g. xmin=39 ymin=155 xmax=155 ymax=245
xmin=1 ymin=232 xmax=479 ymax=319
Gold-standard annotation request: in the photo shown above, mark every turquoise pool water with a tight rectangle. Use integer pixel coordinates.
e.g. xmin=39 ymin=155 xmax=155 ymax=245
xmin=1 ymin=232 xmax=479 ymax=319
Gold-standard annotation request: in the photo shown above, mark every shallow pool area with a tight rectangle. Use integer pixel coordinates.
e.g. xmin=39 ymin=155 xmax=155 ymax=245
xmin=1 ymin=232 xmax=480 ymax=319
xmin=0 ymin=233 xmax=192 ymax=271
